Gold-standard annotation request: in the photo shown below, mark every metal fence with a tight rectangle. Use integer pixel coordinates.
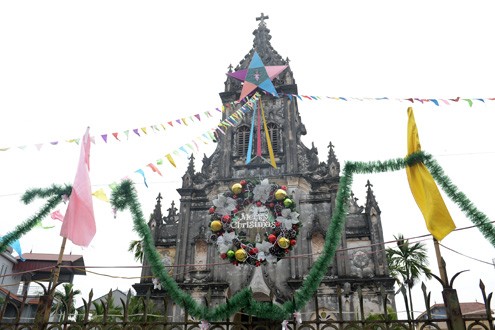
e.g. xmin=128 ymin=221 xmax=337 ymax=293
xmin=0 ymin=280 xmax=493 ymax=330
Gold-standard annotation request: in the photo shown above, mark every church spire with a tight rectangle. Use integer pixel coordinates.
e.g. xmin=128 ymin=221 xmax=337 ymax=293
xmin=327 ymin=141 xmax=341 ymax=177
xmin=365 ymin=180 xmax=381 ymax=215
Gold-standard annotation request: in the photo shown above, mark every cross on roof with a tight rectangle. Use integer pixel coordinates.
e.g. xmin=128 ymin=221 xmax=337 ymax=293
xmin=256 ymin=13 xmax=269 ymax=23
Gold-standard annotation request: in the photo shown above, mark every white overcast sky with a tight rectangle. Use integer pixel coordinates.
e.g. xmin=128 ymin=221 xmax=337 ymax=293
xmin=1 ymin=0 xmax=494 ymax=317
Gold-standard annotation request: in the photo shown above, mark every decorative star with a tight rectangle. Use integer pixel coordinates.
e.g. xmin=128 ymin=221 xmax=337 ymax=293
xmin=228 ymin=51 xmax=288 ymax=100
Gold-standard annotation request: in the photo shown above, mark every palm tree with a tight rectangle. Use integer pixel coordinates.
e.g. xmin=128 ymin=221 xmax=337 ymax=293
xmin=386 ymin=233 xmax=432 ymax=320
xmin=51 ymin=283 xmax=81 ymax=321
xmin=127 ymin=295 xmax=163 ymax=322
xmin=128 ymin=239 xmax=144 ymax=263
xmin=91 ymin=297 xmax=123 ymax=322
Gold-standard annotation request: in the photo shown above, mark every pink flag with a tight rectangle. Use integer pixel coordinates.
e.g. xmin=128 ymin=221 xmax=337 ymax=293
xmin=60 ymin=127 xmax=96 ymax=247
xmin=50 ymin=210 xmax=65 ymax=221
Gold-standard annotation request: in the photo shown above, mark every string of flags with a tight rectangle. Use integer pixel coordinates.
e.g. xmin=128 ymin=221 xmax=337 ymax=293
xmin=280 ymin=93 xmax=495 ymax=107
xmin=3 ymin=94 xmax=492 ymax=153
xmin=3 ymin=91 xmax=493 ymax=212
xmin=77 ymin=94 xmax=261 ymax=205
xmin=0 ymin=109 xmax=220 ymax=152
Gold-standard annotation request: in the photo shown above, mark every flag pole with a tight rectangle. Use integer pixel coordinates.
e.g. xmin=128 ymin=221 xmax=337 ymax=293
xmin=47 ymin=236 xmax=68 ymax=323
xmin=432 ymin=238 xmax=448 ymax=285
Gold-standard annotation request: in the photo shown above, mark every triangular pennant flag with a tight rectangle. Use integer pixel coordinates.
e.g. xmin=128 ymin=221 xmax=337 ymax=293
xmin=0 ymin=236 xmax=25 ymax=261
xmin=50 ymin=141 xmax=59 ymax=145
xmin=166 ymin=154 xmax=176 ymax=167
xmin=101 ymin=134 xmax=108 ymax=143
xmin=168 ymin=121 xmax=173 ymax=127
xmin=182 ymin=118 xmax=188 ymax=126
xmin=51 ymin=210 xmax=65 ymax=221
xmin=133 ymin=128 xmax=140 ymax=137
xmin=124 ymin=130 xmax=130 ymax=140
xmin=176 ymin=119 xmax=182 ymax=125
xmin=179 ymin=146 xmax=188 ymax=155
xmin=195 ymin=114 xmax=201 ymax=121
xmin=463 ymin=99 xmax=473 ymax=107
xmin=135 ymin=169 xmax=148 ymax=188
xmin=192 ymin=140 xmax=199 ymax=151
xmin=141 ymin=127 xmax=148 ymax=135
xmin=147 ymin=163 xmax=162 ymax=176
xmin=156 ymin=158 xmax=163 ymax=165
xmin=112 ymin=133 xmax=120 ymax=141
xmin=35 ymin=144 xmax=43 ymax=151
xmin=92 ymin=188 xmax=109 ymax=202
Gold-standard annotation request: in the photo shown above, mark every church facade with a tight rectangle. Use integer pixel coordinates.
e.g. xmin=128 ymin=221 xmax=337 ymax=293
xmin=133 ymin=14 xmax=396 ymax=321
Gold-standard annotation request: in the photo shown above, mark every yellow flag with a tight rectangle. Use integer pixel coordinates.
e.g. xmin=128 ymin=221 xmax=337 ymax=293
xmin=92 ymin=188 xmax=109 ymax=203
xmin=166 ymin=153 xmax=176 ymax=168
xmin=406 ymin=107 xmax=455 ymax=241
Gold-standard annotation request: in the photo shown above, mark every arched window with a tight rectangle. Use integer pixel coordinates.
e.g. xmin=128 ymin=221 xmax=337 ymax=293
xmin=267 ymin=123 xmax=279 ymax=154
xmin=237 ymin=126 xmax=250 ymax=157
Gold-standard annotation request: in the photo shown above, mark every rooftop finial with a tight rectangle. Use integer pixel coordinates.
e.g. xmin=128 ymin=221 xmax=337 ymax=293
xmin=256 ymin=13 xmax=269 ymax=24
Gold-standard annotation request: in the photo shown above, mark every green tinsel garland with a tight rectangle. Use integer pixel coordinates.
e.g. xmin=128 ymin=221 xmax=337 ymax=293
xmin=0 ymin=184 xmax=72 ymax=253
xmin=1 ymin=151 xmax=494 ymax=321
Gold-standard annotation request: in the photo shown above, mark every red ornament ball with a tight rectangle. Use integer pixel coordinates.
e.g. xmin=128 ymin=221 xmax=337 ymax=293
xmin=256 ymin=201 xmax=262 ymax=207
xmin=290 ymin=239 xmax=297 ymax=246
xmin=208 ymin=207 xmax=215 ymax=214
xmin=220 ymin=253 xmax=227 ymax=259
xmin=269 ymin=202 xmax=275 ymax=208
xmin=268 ymin=234 xmax=277 ymax=243
xmin=281 ymin=185 xmax=287 ymax=191
xmin=240 ymin=180 xmax=247 ymax=186
xmin=222 ymin=215 xmax=231 ymax=223
xmin=249 ymin=248 xmax=259 ymax=255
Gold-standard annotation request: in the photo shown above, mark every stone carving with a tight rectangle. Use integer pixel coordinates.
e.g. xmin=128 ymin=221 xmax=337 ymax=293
xmin=347 ymin=192 xmax=364 ymax=214
xmin=350 ymin=250 xmax=374 ymax=278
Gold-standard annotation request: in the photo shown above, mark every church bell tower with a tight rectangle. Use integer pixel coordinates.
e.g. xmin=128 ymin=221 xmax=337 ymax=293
xmin=134 ymin=14 xmax=396 ymax=322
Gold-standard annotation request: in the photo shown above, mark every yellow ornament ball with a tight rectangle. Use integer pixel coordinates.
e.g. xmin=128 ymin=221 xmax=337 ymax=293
xmin=231 ymin=183 xmax=243 ymax=195
xmin=235 ymin=249 xmax=248 ymax=262
xmin=275 ymin=189 xmax=287 ymax=201
xmin=210 ymin=220 xmax=223 ymax=232
xmin=278 ymin=237 xmax=290 ymax=249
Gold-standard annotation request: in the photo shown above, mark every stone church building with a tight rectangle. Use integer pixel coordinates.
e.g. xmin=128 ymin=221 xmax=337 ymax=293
xmin=133 ymin=14 xmax=396 ymax=321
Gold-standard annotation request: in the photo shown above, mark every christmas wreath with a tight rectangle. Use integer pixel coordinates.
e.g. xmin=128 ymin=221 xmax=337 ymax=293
xmin=208 ymin=179 xmax=301 ymax=266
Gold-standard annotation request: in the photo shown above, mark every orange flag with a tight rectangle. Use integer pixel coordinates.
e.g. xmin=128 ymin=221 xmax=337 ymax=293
xmin=60 ymin=127 xmax=96 ymax=247
xmin=406 ymin=107 xmax=455 ymax=241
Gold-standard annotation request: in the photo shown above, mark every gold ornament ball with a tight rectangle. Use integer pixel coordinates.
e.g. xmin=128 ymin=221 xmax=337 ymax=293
xmin=235 ymin=249 xmax=248 ymax=262
xmin=210 ymin=220 xmax=223 ymax=232
xmin=275 ymin=189 xmax=287 ymax=201
xmin=278 ymin=237 xmax=290 ymax=249
xmin=232 ymin=183 xmax=243 ymax=195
